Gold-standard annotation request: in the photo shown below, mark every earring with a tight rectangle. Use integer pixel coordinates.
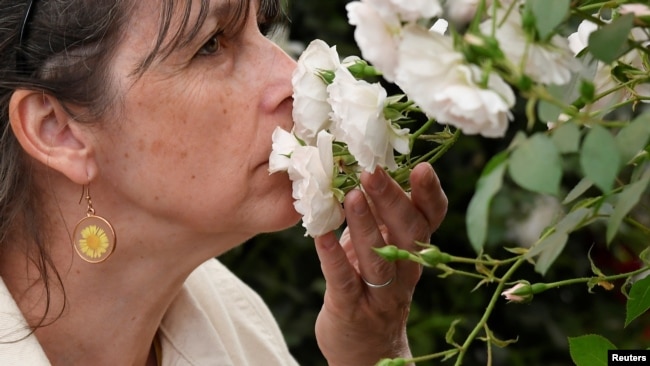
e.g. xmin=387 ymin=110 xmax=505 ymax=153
xmin=72 ymin=185 xmax=116 ymax=263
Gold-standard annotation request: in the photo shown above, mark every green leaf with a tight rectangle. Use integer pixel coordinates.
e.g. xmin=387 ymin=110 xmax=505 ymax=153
xmin=625 ymin=274 xmax=650 ymax=327
xmin=588 ymin=245 xmax=605 ymax=277
xmin=479 ymin=326 xmax=518 ymax=348
xmin=552 ymin=122 xmax=581 ymax=154
xmin=580 ymin=125 xmax=621 ymax=193
xmin=555 ymin=207 xmax=592 ymax=233
xmin=526 ymin=208 xmax=591 ymax=275
xmin=569 ymin=334 xmax=616 ymax=366
xmin=616 ymin=114 xmax=650 ymax=165
xmin=606 ymin=168 xmax=650 ymax=244
xmin=538 ymin=85 xmax=566 ymax=123
xmin=640 ymin=246 xmax=650 ymax=266
xmin=587 ymin=14 xmax=635 ymax=64
xmin=622 ymin=276 xmax=634 ymax=300
xmin=445 ymin=319 xmax=462 ymax=347
xmin=466 ymin=152 xmax=508 ymax=253
xmin=538 ymin=56 xmax=597 ymax=123
xmin=509 ymin=134 xmax=562 ymax=195
xmin=526 ymin=0 xmax=570 ymax=40
xmin=632 ymin=160 xmax=650 ymax=182
xmin=563 ymin=178 xmax=593 ymax=204
xmin=533 ymin=231 xmax=569 ymax=276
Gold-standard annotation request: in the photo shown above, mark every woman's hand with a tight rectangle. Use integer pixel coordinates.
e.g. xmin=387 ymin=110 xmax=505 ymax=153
xmin=314 ymin=162 xmax=447 ymax=366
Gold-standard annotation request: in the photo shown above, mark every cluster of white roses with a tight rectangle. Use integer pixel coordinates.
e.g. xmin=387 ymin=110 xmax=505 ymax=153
xmin=568 ymin=6 xmax=650 ymax=114
xmin=269 ymin=39 xmax=412 ymax=237
xmin=269 ymin=0 xmax=650 ymax=237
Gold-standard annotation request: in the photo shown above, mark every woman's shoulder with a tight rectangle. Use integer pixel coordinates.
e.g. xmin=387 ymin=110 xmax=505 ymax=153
xmin=0 ymin=278 xmax=50 ymax=365
xmin=157 ymin=258 xmax=298 ymax=366
xmin=186 ymin=258 xmax=266 ymax=307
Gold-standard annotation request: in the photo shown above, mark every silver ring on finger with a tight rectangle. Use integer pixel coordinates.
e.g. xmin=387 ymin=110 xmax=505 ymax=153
xmin=362 ymin=276 xmax=394 ymax=289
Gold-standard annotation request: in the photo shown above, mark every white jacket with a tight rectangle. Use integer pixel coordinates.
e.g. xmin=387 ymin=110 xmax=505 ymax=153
xmin=0 ymin=259 xmax=299 ymax=366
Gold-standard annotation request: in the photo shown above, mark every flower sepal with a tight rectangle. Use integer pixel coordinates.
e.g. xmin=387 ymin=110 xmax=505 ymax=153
xmin=332 ymin=171 xmax=360 ymax=197
xmin=418 ymin=246 xmax=452 ymax=267
xmin=501 ymin=281 xmax=549 ymax=303
xmin=461 ymin=32 xmax=504 ymax=65
xmin=373 ymin=245 xmax=413 ymax=262
xmin=375 ymin=358 xmax=406 ymax=366
xmin=318 ymin=69 xmax=335 ymax=84
xmin=332 ymin=187 xmax=346 ymax=203
xmin=346 ymin=59 xmax=382 ymax=79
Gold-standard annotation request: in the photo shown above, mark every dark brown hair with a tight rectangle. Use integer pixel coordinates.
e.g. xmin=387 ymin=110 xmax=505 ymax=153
xmin=0 ymin=0 xmax=284 ymax=335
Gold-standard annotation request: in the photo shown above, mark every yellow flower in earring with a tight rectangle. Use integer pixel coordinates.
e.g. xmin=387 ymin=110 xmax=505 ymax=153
xmin=79 ymin=225 xmax=110 ymax=259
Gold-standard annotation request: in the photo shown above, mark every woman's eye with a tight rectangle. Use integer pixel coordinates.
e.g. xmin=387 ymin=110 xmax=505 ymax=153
xmin=198 ymin=33 xmax=223 ymax=56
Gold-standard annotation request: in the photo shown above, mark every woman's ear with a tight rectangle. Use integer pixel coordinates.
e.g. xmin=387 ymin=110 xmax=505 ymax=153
xmin=8 ymin=90 xmax=97 ymax=185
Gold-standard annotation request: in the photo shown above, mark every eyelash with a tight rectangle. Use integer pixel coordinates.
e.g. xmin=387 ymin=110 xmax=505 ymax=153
xmin=195 ymin=16 xmax=276 ymax=58
xmin=197 ymin=30 xmax=224 ymax=56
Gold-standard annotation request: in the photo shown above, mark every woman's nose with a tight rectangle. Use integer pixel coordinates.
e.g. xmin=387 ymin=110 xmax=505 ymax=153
xmin=257 ymin=37 xmax=297 ymax=113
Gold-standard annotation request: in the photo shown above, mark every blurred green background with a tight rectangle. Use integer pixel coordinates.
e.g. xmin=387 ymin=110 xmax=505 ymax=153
xmin=220 ymin=1 xmax=650 ymax=365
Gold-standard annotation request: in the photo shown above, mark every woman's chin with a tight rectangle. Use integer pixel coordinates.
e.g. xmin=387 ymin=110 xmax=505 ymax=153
xmin=256 ymin=194 xmax=301 ymax=234
xmin=268 ymin=206 xmax=302 ymax=233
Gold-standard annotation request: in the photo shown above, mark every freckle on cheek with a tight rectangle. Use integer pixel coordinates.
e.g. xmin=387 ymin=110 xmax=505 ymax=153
xmin=191 ymin=175 xmax=196 ymax=180
xmin=150 ymin=140 xmax=164 ymax=155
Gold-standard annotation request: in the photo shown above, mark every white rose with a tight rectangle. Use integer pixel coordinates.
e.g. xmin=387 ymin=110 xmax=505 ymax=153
xmin=625 ymin=28 xmax=650 ymax=102
xmin=430 ymin=18 xmax=449 ymax=35
xmin=567 ymin=19 xmax=597 ymax=55
xmin=396 ymin=24 xmax=515 ymax=137
xmin=481 ymin=11 xmax=578 ymax=85
xmin=292 ymin=40 xmax=340 ymax=144
xmin=619 ymin=3 xmax=650 ymax=16
xmin=567 ymin=19 xmax=650 ymax=113
xmin=431 ymin=64 xmax=515 ymax=137
xmin=328 ymin=67 xmax=410 ymax=173
xmin=387 ymin=0 xmax=443 ymax=22
xmin=347 ymin=1 xmax=402 ymax=82
xmin=268 ymin=127 xmax=301 ymax=174
xmin=444 ymin=0 xmax=485 ymax=25
xmin=287 ymin=131 xmax=345 ymax=237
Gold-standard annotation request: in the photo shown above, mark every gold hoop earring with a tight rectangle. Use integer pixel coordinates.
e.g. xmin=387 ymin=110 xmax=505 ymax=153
xmin=72 ymin=185 xmax=116 ymax=263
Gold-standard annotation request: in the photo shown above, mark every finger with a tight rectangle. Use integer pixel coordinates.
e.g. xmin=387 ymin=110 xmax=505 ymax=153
xmin=314 ymin=232 xmax=363 ymax=304
xmin=410 ymin=163 xmax=448 ymax=233
xmin=339 ymin=228 xmax=360 ymax=272
xmin=361 ymin=168 xmax=430 ymax=249
xmin=344 ymin=189 xmax=395 ymax=289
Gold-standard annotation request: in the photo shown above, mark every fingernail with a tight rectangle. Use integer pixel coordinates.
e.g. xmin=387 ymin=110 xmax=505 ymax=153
xmin=366 ymin=169 xmax=387 ymax=193
xmin=353 ymin=197 xmax=368 ymax=216
xmin=316 ymin=233 xmax=337 ymax=250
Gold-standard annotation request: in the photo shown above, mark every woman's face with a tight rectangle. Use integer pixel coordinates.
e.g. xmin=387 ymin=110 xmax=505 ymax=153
xmin=92 ymin=0 xmax=299 ymax=243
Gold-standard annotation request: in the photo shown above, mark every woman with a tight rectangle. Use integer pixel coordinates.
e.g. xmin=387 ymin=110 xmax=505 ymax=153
xmin=0 ymin=0 xmax=447 ymax=364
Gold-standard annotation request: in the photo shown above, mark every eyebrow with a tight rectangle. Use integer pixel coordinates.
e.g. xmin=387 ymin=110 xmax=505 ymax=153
xmin=135 ymin=0 xmax=283 ymax=74
xmin=135 ymin=0 xmax=244 ymax=73
xmin=178 ymin=0 xmax=253 ymax=48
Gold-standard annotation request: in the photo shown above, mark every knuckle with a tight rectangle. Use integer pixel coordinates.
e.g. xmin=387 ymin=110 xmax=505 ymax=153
xmin=408 ymin=221 xmax=431 ymax=244
xmin=375 ymin=185 xmax=403 ymax=211
xmin=370 ymin=252 xmax=393 ymax=274
xmin=336 ymin=273 xmax=359 ymax=294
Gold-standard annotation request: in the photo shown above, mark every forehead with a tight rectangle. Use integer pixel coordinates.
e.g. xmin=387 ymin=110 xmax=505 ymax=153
xmin=126 ymin=0 xmax=250 ymax=70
